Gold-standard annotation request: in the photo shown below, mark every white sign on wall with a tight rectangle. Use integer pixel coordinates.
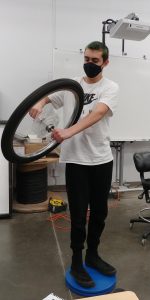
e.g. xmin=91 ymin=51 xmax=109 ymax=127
xmin=0 ymin=125 xmax=10 ymax=217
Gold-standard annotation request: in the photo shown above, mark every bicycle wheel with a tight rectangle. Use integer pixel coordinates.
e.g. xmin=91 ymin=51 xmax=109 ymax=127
xmin=1 ymin=78 xmax=84 ymax=163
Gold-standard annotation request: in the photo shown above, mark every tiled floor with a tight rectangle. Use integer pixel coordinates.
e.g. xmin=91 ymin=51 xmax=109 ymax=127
xmin=0 ymin=190 xmax=150 ymax=300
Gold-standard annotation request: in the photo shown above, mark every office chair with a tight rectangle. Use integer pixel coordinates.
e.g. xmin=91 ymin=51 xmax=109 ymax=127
xmin=130 ymin=152 xmax=150 ymax=245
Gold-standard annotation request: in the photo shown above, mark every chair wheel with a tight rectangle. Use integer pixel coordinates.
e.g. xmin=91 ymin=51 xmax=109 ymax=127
xmin=141 ymin=238 xmax=146 ymax=246
xmin=129 ymin=222 xmax=133 ymax=229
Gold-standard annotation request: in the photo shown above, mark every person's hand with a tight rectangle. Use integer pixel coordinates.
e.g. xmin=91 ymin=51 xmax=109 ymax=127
xmin=29 ymin=98 xmax=49 ymax=119
xmin=51 ymin=128 xmax=73 ymax=143
xmin=29 ymin=102 xmax=44 ymax=119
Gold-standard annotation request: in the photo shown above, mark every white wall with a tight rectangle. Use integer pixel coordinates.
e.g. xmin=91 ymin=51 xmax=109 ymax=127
xmin=48 ymin=0 xmax=150 ymax=186
xmin=54 ymin=0 xmax=150 ymax=58
xmin=0 ymin=0 xmax=53 ymax=119
xmin=1 ymin=0 xmax=150 ymax=185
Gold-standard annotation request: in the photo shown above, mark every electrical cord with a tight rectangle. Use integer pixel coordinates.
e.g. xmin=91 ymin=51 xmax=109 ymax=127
xmin=48 ymin=213 xmax=71 ymax=231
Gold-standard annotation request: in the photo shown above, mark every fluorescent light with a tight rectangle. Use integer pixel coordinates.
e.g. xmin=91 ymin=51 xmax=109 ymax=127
xmin=109 ymin=18 xmax=150 ymax=41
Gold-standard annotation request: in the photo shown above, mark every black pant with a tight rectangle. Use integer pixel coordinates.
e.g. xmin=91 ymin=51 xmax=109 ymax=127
xmin=65 ymin=161 xmax=113 ymax=253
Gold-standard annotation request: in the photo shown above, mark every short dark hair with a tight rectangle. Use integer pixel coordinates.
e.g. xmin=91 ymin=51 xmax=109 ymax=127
xmin=85 ymin=41 xmax=109 ymax=62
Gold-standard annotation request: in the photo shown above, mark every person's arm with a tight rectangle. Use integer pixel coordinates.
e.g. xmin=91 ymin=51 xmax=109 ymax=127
xmin=51 ymin=102 xmax=109 ymax=142
xmin=29 ymin=89 xmax=64 ymax=119
xmin=29 ymin=97 xmax=50 ymax=118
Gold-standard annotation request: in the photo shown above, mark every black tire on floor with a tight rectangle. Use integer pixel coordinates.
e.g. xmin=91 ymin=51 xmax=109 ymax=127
xmin=1 ymin=78 xmax=84 ymax=164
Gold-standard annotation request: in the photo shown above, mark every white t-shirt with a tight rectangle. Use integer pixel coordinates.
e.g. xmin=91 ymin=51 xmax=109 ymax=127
xmin=50 ymin=76 xmax=119 ymax=165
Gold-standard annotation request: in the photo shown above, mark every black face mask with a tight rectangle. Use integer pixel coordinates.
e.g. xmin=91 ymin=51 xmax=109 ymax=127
xmin=83 ymin=62 xmax=102 ymax=78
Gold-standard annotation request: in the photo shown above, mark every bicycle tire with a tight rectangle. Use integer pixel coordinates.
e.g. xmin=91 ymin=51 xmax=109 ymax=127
xmin=1 ymin=78 xmax=84 ymax=163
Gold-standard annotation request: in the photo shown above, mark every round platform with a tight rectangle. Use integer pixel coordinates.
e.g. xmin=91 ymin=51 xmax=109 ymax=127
xmin=65 ymin=265 xmax=116 ymax=297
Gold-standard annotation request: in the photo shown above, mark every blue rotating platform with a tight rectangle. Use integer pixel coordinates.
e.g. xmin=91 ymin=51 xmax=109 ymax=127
xmin=65 ymin=265 xmax=116 ymax=297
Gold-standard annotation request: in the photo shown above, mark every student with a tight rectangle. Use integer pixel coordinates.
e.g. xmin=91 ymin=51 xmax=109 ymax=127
xmin=29 ymin=41 xmax=119 ymax=288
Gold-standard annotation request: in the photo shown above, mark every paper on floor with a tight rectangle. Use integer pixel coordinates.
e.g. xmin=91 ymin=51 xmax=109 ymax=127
xmin=42 ymin=293 xmax=64 ymax=300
